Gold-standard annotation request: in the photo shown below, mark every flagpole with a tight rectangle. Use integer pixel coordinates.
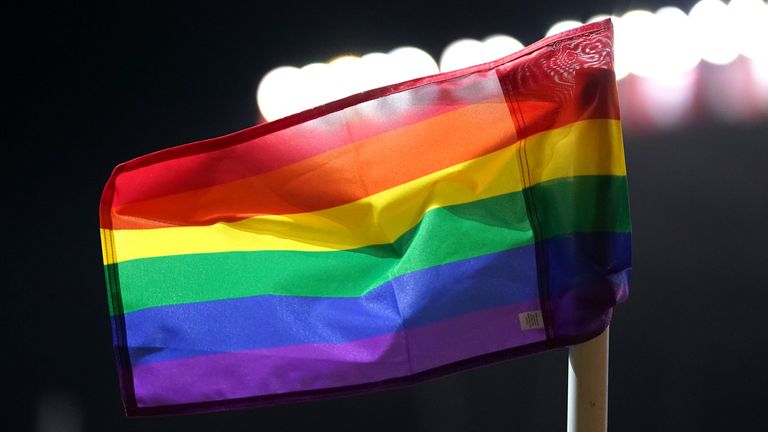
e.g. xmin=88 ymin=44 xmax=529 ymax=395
xmin=567 ymin=326 xmax=609 ymax=432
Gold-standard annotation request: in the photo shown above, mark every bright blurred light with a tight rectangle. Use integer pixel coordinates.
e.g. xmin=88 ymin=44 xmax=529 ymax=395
xmin=440 ymin=39 xmax=488 ymax=72
xmin=328 ymin=56 xmax=363 ymax=98
xmin=644 ymin=7 xmax=701 ymax=81
xmin=358 ymin=52 xmax=393 ymax=90
xmin=728 ymin=0 xmax=768 ymax=60
xmin=389 ymin=46 xmax=440 ymax=81
xmin=483 ymin=35 xmax=525 ymax=61
xmin=752 ymin=56 xmax=768 ymax=85
xmin=256 ymin=66 xmax=303 ymax=122
xmin=545 ymin=20 xmax=583 ymax=37
xmin=750 ymin=57 xmax=768 ymax=112
xmin=616 ymin=10 xmax=657 ymax=78
xmin=257 ymin=47 xmax=438 ymax=121
xmin=587 ymin=14 xmax=611 ymax=23
xmin=439 ymin=36 xmax=523 ymax=73
xmin=613 ymin=7 xmax=702 ymax=81
xmin=640 ymin=71 xmax=699 ymax=128
xmin=299 ymin=62 xmax=332 ymax=112
xmin=259 ymin=2 xmax=768 ymax=125
xmin=440 ymin=35 xmax=524 ymax=72
xmin=689 ymin=0 xmax=741 ymax=65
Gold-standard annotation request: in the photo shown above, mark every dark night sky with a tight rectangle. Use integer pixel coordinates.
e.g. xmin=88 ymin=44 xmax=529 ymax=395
xmin=5 ymin=1 xmax=768 ymax=431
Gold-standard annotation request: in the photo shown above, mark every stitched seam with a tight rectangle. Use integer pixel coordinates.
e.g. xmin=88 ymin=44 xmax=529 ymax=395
xmin=496 ymin=69 xmax=554 ymax=341
xmin=101 ymin=183 xmax=139 ymax=412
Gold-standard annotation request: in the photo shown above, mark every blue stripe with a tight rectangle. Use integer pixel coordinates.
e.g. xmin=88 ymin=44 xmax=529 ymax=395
xmin=123 ymin=232 xmax=630 ymax=365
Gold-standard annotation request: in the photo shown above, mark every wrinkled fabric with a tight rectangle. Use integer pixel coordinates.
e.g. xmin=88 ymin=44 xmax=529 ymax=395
xmin=99 ymin=20 xmax=630 ymax=416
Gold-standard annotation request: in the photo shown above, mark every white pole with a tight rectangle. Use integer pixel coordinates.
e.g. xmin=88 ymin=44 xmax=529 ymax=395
xmin=567 ymin=326 xmax=609 ymax=432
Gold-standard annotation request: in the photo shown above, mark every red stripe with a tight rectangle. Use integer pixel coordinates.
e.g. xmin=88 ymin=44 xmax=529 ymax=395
xmin=108 ymin=100 xmax=517 ymax=229
xmin=110 ymin=91 xmax=483 ymax=208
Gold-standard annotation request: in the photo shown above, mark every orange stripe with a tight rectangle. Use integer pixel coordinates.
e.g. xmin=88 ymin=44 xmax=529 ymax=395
xmin=108 ymin=68 xmax=620 ymax=230
xmin=108 ymin=84 xmax=488 ymax=208
xmin=110 ymin=101 xmax=517 ymax=229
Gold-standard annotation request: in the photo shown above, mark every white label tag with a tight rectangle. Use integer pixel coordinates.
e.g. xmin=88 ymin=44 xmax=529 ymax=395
xmin=518 ymin=310 xmax=544 ymax=330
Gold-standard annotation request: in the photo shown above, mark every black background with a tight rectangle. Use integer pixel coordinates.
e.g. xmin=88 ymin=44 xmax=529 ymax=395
xmin=6 ymin=1 xmax=768 ymax=431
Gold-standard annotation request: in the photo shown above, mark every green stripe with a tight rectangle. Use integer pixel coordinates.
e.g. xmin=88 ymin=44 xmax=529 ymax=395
xmin=533 ymin=175 xmax=631 ymax=238
xmin=107 ymin=175 xmax=629 ymax=315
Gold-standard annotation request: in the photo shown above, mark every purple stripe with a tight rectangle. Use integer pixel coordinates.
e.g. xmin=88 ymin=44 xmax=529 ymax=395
xmin=132 ymin=299 xmax=544 ymax=407
xmin=546 ymin=232 xmax=631 ymax=338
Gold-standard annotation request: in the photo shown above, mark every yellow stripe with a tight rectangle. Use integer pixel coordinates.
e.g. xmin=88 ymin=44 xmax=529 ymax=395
xmin=103 ymin=119 xmax=624 ymax=264
xmin=525 ymin=117 xmax=626 ymax=185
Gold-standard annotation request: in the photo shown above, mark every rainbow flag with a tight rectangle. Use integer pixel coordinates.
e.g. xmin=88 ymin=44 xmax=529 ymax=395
xmin=100 ymin=20 xmax=630 ymax=416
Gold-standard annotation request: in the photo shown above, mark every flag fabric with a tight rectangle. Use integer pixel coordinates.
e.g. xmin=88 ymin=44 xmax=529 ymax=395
xmin=100 ymin=19 xmax=630 ymax=416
